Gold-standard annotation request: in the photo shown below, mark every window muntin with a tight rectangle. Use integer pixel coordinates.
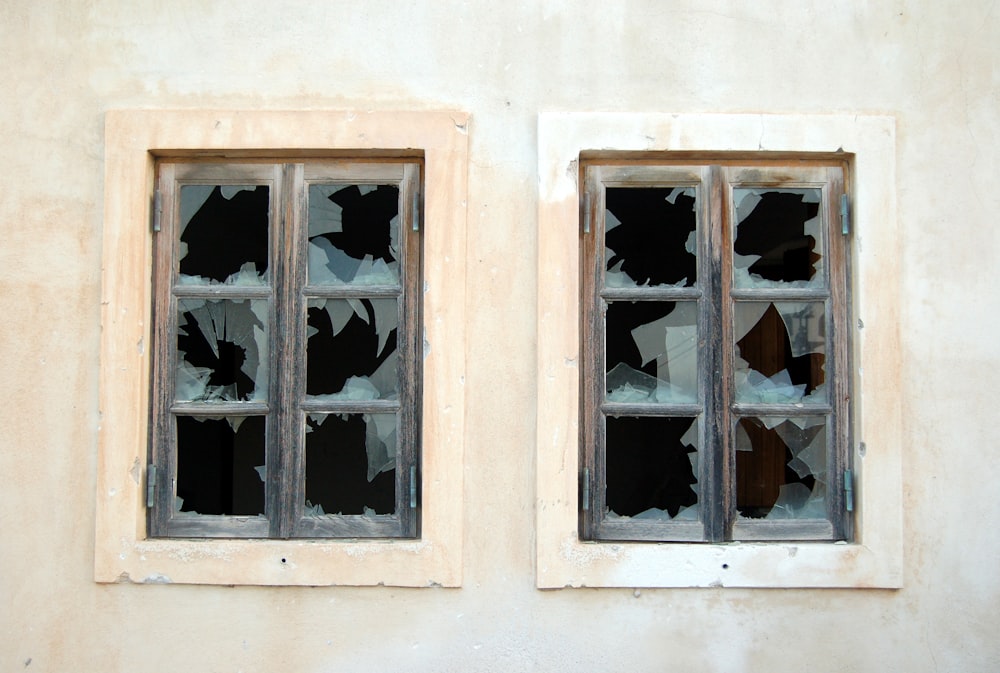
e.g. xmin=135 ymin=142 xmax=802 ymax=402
xmin=581 ymin=161 xmax=849 ymax=543
xmin=150 ymin=160 xmax=421 ymax=539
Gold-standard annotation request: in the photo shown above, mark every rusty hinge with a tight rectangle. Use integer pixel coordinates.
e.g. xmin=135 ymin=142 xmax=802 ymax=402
xmin=146 ymin=464 xmax=157 ymax=508
xmin=151 ymin=190 xmax=163 ymax=233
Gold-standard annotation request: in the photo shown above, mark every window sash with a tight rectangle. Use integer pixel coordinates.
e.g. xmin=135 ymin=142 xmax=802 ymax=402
xmin=149 ymin=160 xmax=422 ymax=539
xmin=581 ymin=160 xmax=849 ymax=543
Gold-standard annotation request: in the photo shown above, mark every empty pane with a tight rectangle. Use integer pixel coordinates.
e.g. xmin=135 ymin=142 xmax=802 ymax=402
xmin=304 ymin=413 xmax=396 ymax=515
xmin=605 ymin=416 xmax=700 ymax=520
xmin=733 ymin=188 xmax=824 ymax=288
xmin=308 ymin=184 xmax=400 ymax=285
xmin=178 ymin=185 xmax=269 ymax=285
xmin=175 ymin=415 xmax=266 ymax=516
xmin=605 ymin=187 xmax=697 ymax=288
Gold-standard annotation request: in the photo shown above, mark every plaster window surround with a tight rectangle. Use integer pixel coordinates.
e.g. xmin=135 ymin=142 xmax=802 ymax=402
xmin=96 ymin=110 xmax=469 ymax=586
xmin=535 ymin=112 xmax=902 ymax=589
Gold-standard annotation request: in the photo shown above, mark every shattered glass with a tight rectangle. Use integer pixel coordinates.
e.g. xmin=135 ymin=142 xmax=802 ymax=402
xmin=605 ymin=416 xmax=699 ymax=519
xmin=734 ymin=302 xmax=826 ymax=404
xmin=176 ymin=299 xmax=269 ymax=402
xmin=733 ymin=188 xmax=824 ymax=288
xmin=175 ymin=415 xmax=266 ymax=515
xmin=606 ymin=302 xmax=698 ymax=403
xmin=735 ymin=416 xmax=827 ymax=520
xmin=178 ymin=185 xmax=269 ymax=285
xmin=304 ymin=413 xmax=396 ymax=515
xmin=306 ymin=298 xmax=398 ymax=399
xmin=308 ymin=184 xmax=400 ymax=285
xmin=604 ymin=187 xmax=697 ymax=288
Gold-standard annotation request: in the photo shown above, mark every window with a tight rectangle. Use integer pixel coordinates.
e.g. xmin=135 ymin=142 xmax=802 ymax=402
xmin=96 ymin=110 xmax=468 ymax=586
xmin=536 ymin=113 xmax=902 ymax=588
xmin=150 ymin=159 xmax=421 ymax=539
xmin=580 ymin=160 xmax=850 ymax=543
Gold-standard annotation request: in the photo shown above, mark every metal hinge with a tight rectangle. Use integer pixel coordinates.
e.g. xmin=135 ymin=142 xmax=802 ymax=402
xmin=409 ymin=465 xmax=417 ymax=509
xmin=146 ymin=464 xmax=157 ymax=508
xmin=582 ymin=467 xmax=590 ymax=511
xmin=151 ymin=190 xmax=163 ymax=233
xmin=583 ymin=195 xmax=592 ymax=234
xmin=411 ymin=188 xmax=420 ymax=232
xmin=844 ymin=468 xmax=854 ymax=512
xmin=840 ymin=193 xmax=850 ymax=236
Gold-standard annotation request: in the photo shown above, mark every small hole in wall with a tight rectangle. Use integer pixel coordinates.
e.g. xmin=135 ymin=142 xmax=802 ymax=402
xmin=281 ymin=558 xmax=287 ymax=564
xmin=722 ymin=563 xmax=729 ymax=569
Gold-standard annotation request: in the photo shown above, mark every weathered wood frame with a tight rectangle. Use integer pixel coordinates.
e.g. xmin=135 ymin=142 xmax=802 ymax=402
xmin=150 ymin=159 xmax=422 ymax=539
xmin=580 ymin=158 xmax=850 ymax=544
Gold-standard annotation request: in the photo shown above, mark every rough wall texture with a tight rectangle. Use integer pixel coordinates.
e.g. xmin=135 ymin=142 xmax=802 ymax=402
xmin=1 ymin=1 xmax=997 ymax=671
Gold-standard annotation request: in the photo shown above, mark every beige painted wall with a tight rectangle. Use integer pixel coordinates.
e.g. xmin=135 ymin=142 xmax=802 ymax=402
xmin=1 ymin=1 xmax=997 ymax=671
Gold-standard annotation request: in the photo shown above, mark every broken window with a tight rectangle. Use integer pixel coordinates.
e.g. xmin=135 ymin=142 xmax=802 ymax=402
xmin=581 ymin=160 xmax=850 ymax=542
xmin=149 ymin=160 xmax=421 ymax=539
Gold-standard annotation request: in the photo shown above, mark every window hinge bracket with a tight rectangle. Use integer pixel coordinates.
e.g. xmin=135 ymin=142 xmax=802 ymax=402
xmin=844 ymin=468 xmax=854 ymax=512
xmin=152 ymin=190 xmax=163 ymax=233
xmin=409 ymin=465 xmax=417 ymax=509
xmin=583 ymin=196 xmax=592 ymax=234
xmin=146 ymin=464 xmax=157 ymax=509
xmin=840 ymin=193 xmax=850 ymax=236
xmin=411 ymin=188 xmax=420 ymax=232
xmin=582 ymin=467 xmax=590 ymax=511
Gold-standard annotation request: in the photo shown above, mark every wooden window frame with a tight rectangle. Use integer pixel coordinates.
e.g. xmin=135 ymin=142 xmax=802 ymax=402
xmin=580 ymin=158 xmax=851 ymax=544
xmin=150 ymin=159 xmax=422 ymax=539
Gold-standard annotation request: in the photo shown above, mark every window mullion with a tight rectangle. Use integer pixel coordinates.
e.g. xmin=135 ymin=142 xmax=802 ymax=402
xmin=705 ymin=164 xmax=730 ymax=542
xmin=269 ymin=162 xmax=306 ymax=538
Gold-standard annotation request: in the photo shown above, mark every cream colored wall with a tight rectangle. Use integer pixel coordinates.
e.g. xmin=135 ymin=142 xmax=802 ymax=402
xmin=1 ymin=1 xmax=997 ymax=671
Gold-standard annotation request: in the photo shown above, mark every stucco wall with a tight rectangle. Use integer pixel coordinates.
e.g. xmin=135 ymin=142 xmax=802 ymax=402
xmin=1 ymin=1 xmax=998 ymax=671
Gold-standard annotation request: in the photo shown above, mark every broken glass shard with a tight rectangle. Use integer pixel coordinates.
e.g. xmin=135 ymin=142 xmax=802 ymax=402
xmin=734 ymin=302 xmax=826 ymax=404
xmin=733 ymin=188 xmax=824 ymax=288
xmin=308 ymin=184 xmax=400 ymax=285
xmin=606 ymin=301 xmax=698 ymax=403
xmin=178 ymin=185 xmax=269 ymax=285
xmin=735 ymin=416 xmax=827 ymax=520
xmin=306 ymin=298 xmax=398 ymax=399
xmin=304 ymin=413 xmax=396 ymax=515
xmin=604 ymin=187 xmax=697 ymax=288
xmin=175 ymin=415 xmax=266 ymax=516
xmin=176 ymin=298 xmax=268 ymax=402
xmin=605 ymin=416 xmax=699 ymax=519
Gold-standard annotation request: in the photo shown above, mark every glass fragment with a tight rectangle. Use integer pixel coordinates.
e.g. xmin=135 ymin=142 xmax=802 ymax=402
xmin=175 ymin=415 xmax=266 ymax=516
xmin=308 ymin=184 xmax=400 ymax=285
xmin=606 ymin=302 xmax=698 ymax=403
xmin=178 ymin=185 xmax=269 ymax=285
xmin=733 ymin=188 xmax=823 ymax=288
xmin=734 ymin=302 xmax=826 ymax=404
xmin=604 ymin=187 xmax=697 ymax=288
xmin=176 ymin=299 xmax=268 ymax=402
xmin=304 ymin=413 xmax=396 ymax=515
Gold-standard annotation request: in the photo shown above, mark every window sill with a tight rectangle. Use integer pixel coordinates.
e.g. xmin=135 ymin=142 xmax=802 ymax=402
xmin=96 ymin=109 xmax=469 ymax=587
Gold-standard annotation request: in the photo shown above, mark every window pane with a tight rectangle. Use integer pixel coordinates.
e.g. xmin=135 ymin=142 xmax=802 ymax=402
xmin=175 ymin=415 xmax=266 ymax=516
xmin=178 ymin=185 xmax=269 ymax=285
xmin=605 ymin=416 xmax=699 ymax=520
xmin=306 ymin=298 xmax=398 ymax=399
xmin=308 ymin=184 xmax=400 ymax=285
xmin=606 ymin=301 xmax=698 ymax=403
xmin=604 ymin=187 xmax=697 ymax=288
xmin=735 ymin=416 xmax=827 ymax=520
xmin=734 ymin=302 xmax=826 ymax=404
xmin=305 ymin=413 xmax=397 ymax=515
xmin=176 ymin=298 xmax=269 ymax=402
xmin=733 ymin=188 xmax=824 ymax=289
